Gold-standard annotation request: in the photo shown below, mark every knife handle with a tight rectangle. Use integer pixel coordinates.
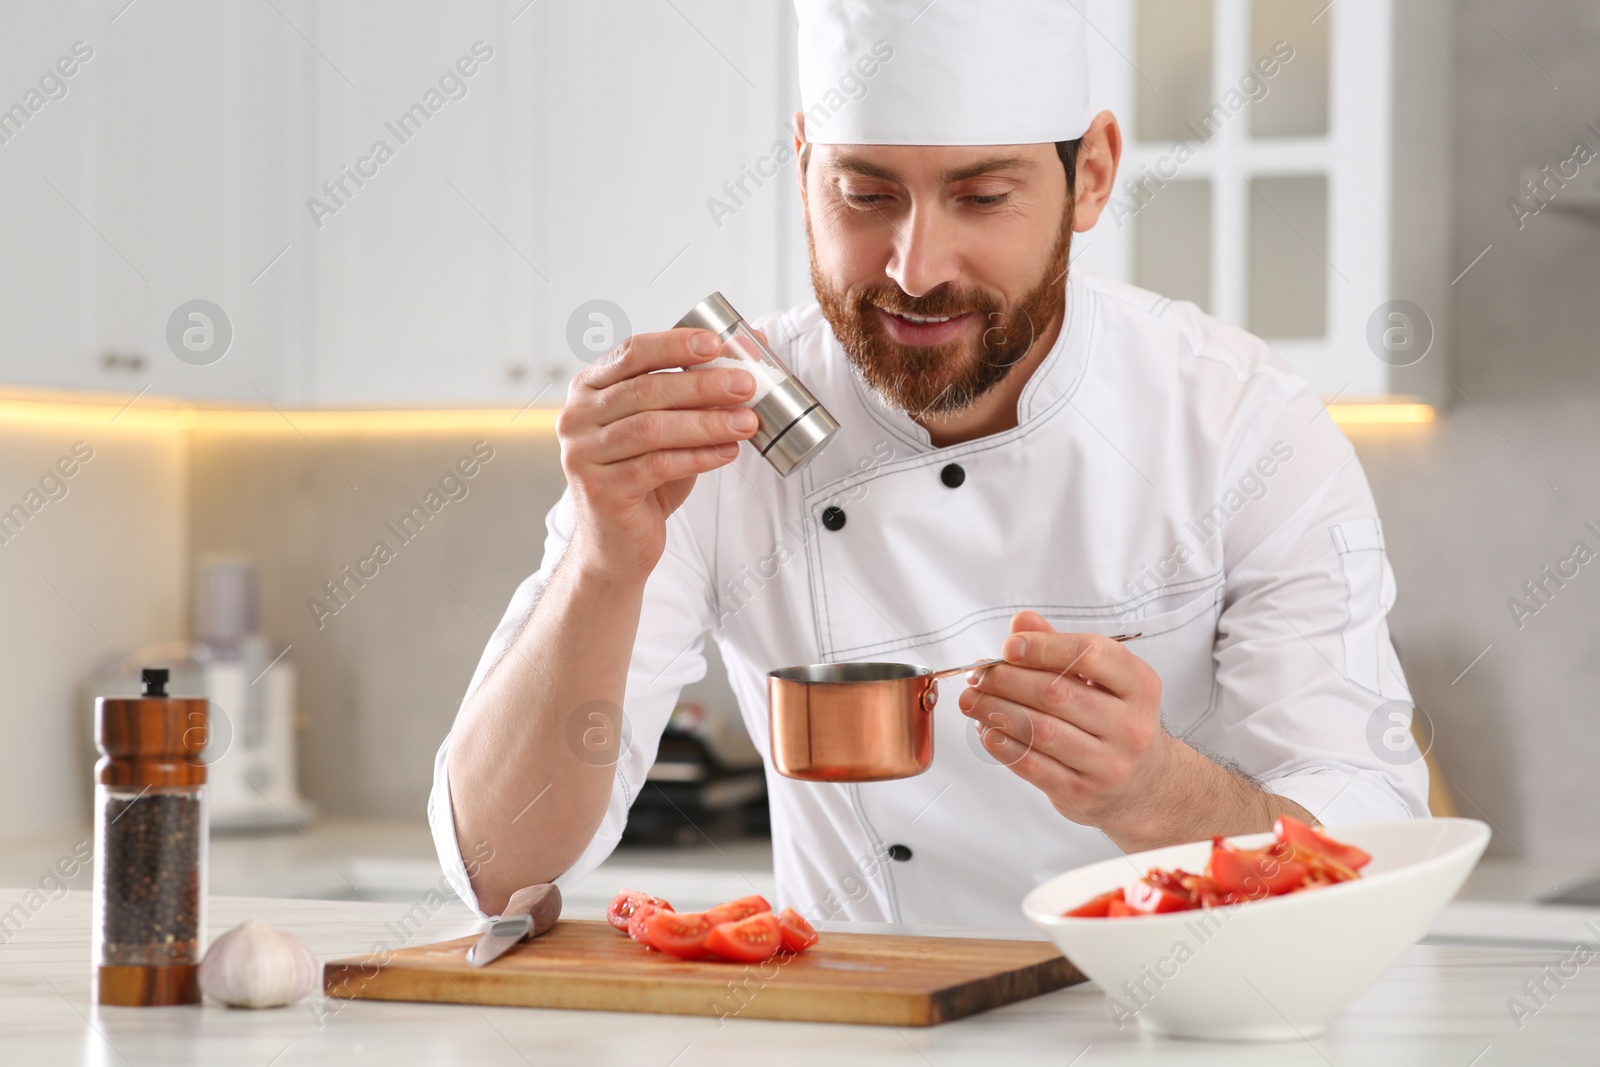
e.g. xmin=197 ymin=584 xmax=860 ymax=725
xmin=503 ymin=882 xmax=562 ymax=939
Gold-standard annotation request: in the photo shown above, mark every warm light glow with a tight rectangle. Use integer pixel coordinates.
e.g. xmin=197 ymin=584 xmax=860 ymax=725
xmin=0 ymin=393 xmax=559 ymax=433
xmin=0 ymin=389 xmax=1433 ymax=433
xmin=1327 ymin=403 xmax=1435 ymax=426
xmin=192 ymin=406 xmax=561 ymax=433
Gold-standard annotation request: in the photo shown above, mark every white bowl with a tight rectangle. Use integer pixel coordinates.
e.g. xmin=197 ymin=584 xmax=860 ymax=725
xmin=1022 ymin=818 xmax=1489 ymax=1041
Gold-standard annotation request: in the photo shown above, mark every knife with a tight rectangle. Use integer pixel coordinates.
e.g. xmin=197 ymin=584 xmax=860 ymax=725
xmin=466 ymin=882 xmax=562 ymax=967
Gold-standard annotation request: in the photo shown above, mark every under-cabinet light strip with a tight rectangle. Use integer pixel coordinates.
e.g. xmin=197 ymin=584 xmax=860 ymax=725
xmin=0 ymin=394 xmax=1434 ymax=432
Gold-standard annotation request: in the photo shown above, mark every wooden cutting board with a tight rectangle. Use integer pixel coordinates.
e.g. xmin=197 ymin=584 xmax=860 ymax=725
xmin=323 ymin=919 xmax=1084 ymax=1026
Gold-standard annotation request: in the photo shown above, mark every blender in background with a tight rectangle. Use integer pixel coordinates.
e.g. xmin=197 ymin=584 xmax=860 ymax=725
xmin=86 ymin=554 xmax=315 ymax=831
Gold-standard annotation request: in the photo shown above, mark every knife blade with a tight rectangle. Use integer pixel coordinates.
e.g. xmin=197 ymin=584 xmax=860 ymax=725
xmin=466 ymin=882 xmax=562 ymax=967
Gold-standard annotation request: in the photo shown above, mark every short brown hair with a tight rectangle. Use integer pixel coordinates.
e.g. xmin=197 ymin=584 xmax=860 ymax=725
xmin=1055 ymin=139 xmax=1080 ymax=194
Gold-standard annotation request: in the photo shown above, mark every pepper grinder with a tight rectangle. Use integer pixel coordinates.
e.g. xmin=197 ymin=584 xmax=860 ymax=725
xmin=92 ymin=667 xmax=209 ymax=1006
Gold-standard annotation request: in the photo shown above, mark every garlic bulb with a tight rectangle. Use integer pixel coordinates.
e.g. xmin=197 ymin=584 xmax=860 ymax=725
xmin=199 ymin=920 xmax=320 ymax=1009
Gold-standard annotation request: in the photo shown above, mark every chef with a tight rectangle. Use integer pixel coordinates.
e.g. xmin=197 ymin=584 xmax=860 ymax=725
xmin=431 ymin=0 xmax=1429 ymax=927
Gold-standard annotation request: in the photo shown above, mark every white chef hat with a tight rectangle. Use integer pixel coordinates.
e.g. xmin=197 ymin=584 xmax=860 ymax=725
xmin=794 ymin=0 xmax=1093 ymax=146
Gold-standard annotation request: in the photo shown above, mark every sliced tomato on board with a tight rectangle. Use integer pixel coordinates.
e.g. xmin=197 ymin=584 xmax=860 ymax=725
xmin=607 ymin=889 xmax=673 ymax=932
xmin=1275 ymin=815 xmax=1372 ymax=871
xmin=626 ymin=902 xmax=666 ymax=944
xmin=703 ymin=894 xmax=772 ymax=927
xmin=704 ymin=912 xmax=782 ymax=963
xmin=641 ymin=910 xmax=714 ymax=960
xmin=775 ymin=907 xmax=819 ymax=953
xmin=1062 ymin=888 xmax=1126 ymax=918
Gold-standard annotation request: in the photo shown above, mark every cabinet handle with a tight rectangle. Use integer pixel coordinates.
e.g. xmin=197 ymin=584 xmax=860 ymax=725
xmin=100 ymin=351 xmax=147 ymax=372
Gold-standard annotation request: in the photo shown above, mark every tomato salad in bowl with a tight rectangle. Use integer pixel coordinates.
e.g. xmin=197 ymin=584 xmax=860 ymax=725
xmin=1023 ymin=816 xmax=1491 ymax=1040
xmin=607 ymin=890 xmax=819 ymax=962
xmin=1065 ymin=815 xmax=1371 ymax=918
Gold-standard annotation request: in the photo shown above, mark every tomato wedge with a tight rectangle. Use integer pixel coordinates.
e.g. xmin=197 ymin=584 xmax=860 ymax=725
xmin=704 ymin=912 xmax=782 ymax=963
xmin=607 ymin=889 xmax=673 ymax=932
xmin=1206 ymin=839 xmax=1310 ymax=899
xmin=1063 ymin=888 xmax=1126 ymax=918
xmin=1275 ymin=815 xmax=1372 ymax=871
xmin=1063 ymin=821 xmax=1368 ymax=918
xmin=626 ymin=901 xmax=665 ymax=944
xmin=1180 ymin=873 xmax=1246 ymax=908
xmin=703 ymin=894 xmax=772 ymax=927
xmin=1126 ymin=870 xmax=1197 ymax=914
xmin=775 ymin=907 xmax=819 ymax=953
xmin=641 ymin=910 xmax=713 ymax=960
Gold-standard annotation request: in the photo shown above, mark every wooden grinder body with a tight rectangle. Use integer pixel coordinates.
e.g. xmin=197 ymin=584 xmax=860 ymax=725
xmin=93 ymin=685 xmax=208 ymax=1007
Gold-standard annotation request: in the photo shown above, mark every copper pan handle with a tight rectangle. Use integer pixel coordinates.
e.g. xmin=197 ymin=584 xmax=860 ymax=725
xmin=926 ymin=658 xmax=1001 ymax=683
xmin=924 ymin=633 xmax=1142 ymax=685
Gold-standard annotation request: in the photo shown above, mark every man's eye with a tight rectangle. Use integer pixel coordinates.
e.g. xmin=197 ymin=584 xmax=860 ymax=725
xmin=967 ymin=194 xmax=1008 ymax=206
xmin=844 ymin=193 xmax=886 ymax=206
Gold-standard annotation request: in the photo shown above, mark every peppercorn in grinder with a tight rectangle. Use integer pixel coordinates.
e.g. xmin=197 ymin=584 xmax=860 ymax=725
xmin=92 ymin=668 xmax=209 ymax=1006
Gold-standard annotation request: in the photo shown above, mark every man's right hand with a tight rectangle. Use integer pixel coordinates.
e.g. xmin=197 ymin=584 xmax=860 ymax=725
xmin=556 ymin=328 xmax=758 ymax=583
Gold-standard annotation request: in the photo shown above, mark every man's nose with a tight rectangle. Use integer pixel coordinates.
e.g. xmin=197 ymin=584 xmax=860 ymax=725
xmin=885 ymin=203 xmax=959 ymax=298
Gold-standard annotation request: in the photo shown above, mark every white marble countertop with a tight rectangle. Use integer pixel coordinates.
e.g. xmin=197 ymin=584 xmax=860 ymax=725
xmin=3 ymin=889 xmax=1599 ymax=1065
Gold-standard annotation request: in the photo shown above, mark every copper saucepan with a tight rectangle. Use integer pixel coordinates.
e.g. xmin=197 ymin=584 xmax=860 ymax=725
xmin=768 ymin=635 xmax=1139 ymax=782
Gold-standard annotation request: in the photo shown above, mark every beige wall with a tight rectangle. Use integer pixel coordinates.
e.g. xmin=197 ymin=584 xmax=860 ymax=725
xmin=0 ymin=424 xmax=187 ymax=840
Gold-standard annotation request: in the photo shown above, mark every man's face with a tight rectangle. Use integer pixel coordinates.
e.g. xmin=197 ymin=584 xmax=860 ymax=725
xmin=802 ymin=142 xmax=1073 ymax=417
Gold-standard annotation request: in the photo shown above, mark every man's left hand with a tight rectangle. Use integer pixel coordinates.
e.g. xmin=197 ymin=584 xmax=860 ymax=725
xmin=956 ymin=610 xmax=1172 ymax=843
xmin=958 ymin=610 xmax=1315 ymax=850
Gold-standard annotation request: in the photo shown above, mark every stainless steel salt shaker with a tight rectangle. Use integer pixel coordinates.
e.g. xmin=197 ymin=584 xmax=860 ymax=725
xmin=675 ymin=292 xmax=839 ymax=477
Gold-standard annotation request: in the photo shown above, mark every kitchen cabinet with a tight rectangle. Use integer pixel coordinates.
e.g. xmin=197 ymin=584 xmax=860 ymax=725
xmin=1075 ymin=0 xmax=1454 ymax=403
xmin=0 ymin=0 xmax=805 ymax=406
xmin=0 ymin=0 xmax=307 ymax=401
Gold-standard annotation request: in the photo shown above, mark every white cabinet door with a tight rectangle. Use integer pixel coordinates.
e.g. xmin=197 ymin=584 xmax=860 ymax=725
xmin=532 ymin=0 xmax=804 ymax=372
xmin=0 ymin=0 xmax=306 ymax=401
xmin=302 ymin=0 xmax=800 ymax=407
xmin=0 ymin=4 xmax=99 ymax=392
xmin=295 ymin=2 xmax=535 ymax=406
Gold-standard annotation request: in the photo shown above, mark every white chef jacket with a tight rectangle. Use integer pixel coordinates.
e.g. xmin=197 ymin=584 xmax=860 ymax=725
xmin=429 ymin=271 xmax=1429 ymax=929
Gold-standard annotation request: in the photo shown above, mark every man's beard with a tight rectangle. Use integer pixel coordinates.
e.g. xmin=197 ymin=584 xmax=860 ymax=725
xmin=808 ymin=202 xmax=1073 ymax=418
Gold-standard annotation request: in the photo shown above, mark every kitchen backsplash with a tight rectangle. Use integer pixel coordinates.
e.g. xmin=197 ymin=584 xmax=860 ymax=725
xmin=0 ymin=424 xmax=187 ymax=839
xmin=189 ymin=427 xmax=578 ymax=820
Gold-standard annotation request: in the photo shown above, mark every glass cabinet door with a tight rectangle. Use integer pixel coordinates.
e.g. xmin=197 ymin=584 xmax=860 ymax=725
xmin=1084 ymin=0 xmax=1409 ymax=399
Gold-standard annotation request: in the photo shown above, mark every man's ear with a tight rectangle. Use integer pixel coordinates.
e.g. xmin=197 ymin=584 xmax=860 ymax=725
xmin=792 ymin=110 xmax=809 ymax=210
xmin=1070 ymin=110 xmax=1123 ymax=232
